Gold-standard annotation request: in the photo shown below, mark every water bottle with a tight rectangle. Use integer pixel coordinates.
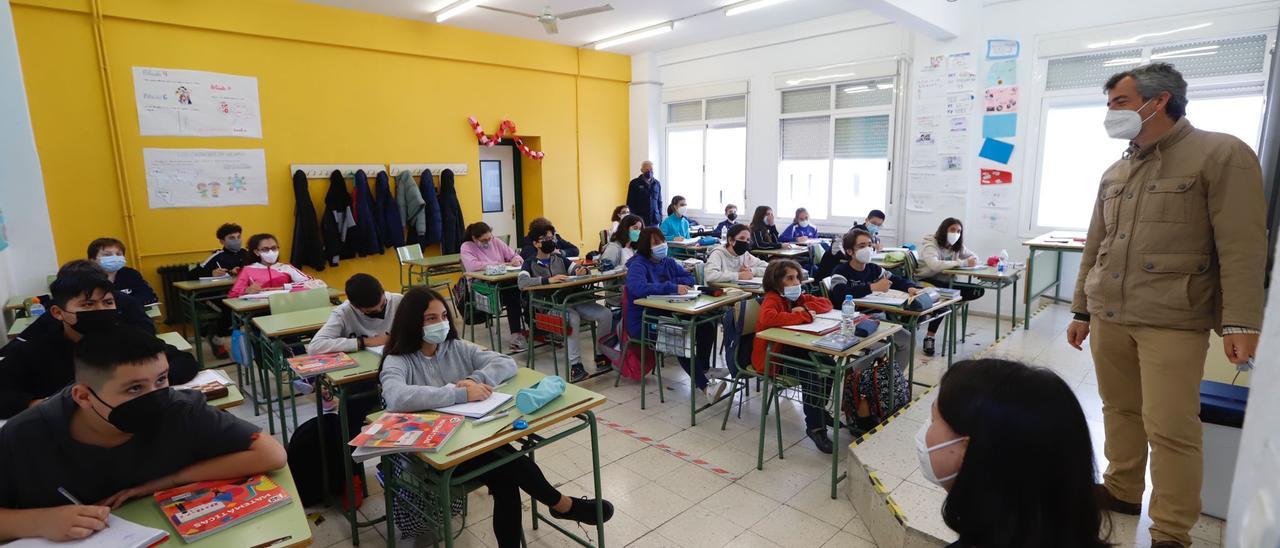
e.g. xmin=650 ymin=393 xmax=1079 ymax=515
xmin=841 ymin=295 xmax=857 ymax=336
xmin=998 ymin=248 xmax=1009 ymax=274
xmin=28 ymin=297 xmax=45 ymax=318
xmin=720 ymin=225 xmax=728 ymax=241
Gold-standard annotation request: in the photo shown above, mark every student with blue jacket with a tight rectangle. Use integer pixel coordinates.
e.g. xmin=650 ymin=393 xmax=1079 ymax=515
xmin=623 ymin=228 xmax=724 ymax=404
xmin=659 ymin=195 xmax=692 ymax=242
xmin=779 ymin=207 xmax=819 ymax=244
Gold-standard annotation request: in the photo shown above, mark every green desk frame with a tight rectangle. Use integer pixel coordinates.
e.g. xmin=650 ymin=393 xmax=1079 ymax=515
xmin=523 ymin=273 xmax=623 ymax=380
xmin=251 ymin=306 xmax=335 ymax=440
xmin=1022 ymin=238 xmax=1085 ymax=330
xmin=314 ymin=350 xmax=383 ymax=545
xmin=945 ymin=266 xmax=1024 ymax=337
xmin=464 ymin=272 xmax=520 ymax=352
xmin=172 ymin=279 xmax=234 ymax=370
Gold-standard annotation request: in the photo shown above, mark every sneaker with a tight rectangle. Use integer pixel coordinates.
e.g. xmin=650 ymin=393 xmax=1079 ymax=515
xmin=211 ymin=344 xmax=229 ymax=360
xmin=569 ymin=363 xmax=588 ymax=383
xmin=292 ymin=378 xmax=316 ymax=395
xmin=922 ymin=336 xmax=936 ymax=357
xmin=593 ymin=354 xmax=614 ymax=374
xmin=508 ymin=333 xmax=528 ymax=353
xmin=706 ymin=367 xmax=731 ymax=380
xmin=550 ymin=497 xmax=614 ymax=525
xmin=808 ymin=428 xmax=834 ymax=454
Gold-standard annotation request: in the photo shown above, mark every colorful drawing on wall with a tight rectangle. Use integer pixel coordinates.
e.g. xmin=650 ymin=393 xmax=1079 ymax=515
xmin=467 ymin=117 xmax=544 ymax=159
xmin=986 ymin=39 xmax=1020 ymax=60
xmin=980 ymin=168 xmax=1014 ymax=186
xmin=978 ymin=139 xmax=1015 ymax=164
xmin=984 ymin=86 xmax=1018 ymax=113
xmin=132 ymin=67 xmax=262 ymax=138
xmin=143 ymin=148 xmax=268 ymax=209
xmin=987 ymin=60 xmax=1017 ymax=87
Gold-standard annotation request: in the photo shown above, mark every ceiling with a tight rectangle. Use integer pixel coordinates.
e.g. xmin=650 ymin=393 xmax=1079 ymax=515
xmin=300 ymin=0 xmax=865 ymax=54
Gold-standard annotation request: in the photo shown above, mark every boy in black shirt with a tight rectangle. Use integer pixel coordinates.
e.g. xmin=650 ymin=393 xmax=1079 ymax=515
xmin=0 ymin=328 xmax=286 ymax=542
xmin=827 ymin=229 xmax=921 ymax=304
xmin=195 ymin=223 xmax=254 ymax=278
xmin=87 ymin=237 xmax=158 ymax=305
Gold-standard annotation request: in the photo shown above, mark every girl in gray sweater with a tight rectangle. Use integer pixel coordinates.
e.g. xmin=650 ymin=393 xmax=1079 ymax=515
xmin=378 ymin=287 xmax=613 ymax=547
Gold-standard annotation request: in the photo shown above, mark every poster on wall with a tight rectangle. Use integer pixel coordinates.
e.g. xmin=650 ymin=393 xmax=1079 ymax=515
xmin=143 ymin=148 xmax=268 ymax=209
xmin=133 ymin=67 xmax=262 ymax=138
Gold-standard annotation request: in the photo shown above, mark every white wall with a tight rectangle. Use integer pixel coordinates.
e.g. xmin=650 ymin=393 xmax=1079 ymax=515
xmin=0 ymin=0 xmax=57 ymax=313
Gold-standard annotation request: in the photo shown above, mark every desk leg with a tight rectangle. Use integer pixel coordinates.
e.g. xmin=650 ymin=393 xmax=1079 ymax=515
xmin=1053 ymin=249 xmax=1063 ymax=302
xmin=382 ymin=459 xmax=396 ymax=548
xmin=1011 ymin=277 xmax=1019 ymax=332
xmin=1024 ymin=249 xmax=1035 ymax=331
xmin=258 ymin=335 xmax=276 ymax=436
xmin=439 ymin=468 xmax=457 ymax=548
xmin=906 ymin=321 xmax=917 ymax=399
xmin=587 ymin=411 xmax=606 ymax=548
xmin=995 ymin=284 xmax=1002 ymax=337
xmin=689 ymin=315 xmax=697 ymax=427
xmin=947 ymin=308 xmax=955 ymax=368
xmin=337 ymin=387 xmax=360 ymax=545
xmin=828 ymin=359 xmax=845 ymax=499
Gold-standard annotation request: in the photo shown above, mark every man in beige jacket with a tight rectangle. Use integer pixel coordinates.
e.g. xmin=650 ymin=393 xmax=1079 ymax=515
xmin=1067 ymin=63 xmax=1265 ymax=547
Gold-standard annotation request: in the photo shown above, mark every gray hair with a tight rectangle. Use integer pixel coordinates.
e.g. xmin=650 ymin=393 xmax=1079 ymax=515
xmin=1104 ymin=62 xmax=1188 ymax=120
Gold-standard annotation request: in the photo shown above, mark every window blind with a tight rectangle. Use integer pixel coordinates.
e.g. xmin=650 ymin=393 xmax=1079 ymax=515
xmin=1045 ymin=48 xmax=1144 ymax=91
xmin=781 ymin=87 xmax=831 ymax=114
xmin=780 ymin=116 xmax=830 ymax=160
xmin=668 ymin=101 xmax=703 ymax=123
xmin=1151 ymin=34 xmax=1268 ymax=80
xmin=834 ymin=115 xmax=890 ymax=159
xmin=706 ymin=95 xmax=747 ymax=120
xmin=835 ymin=79 xmax=895 ymax=109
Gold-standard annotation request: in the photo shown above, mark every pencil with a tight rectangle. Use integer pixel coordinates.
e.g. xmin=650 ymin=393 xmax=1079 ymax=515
xmin=249 ymin=535 xmax=293 ymax=548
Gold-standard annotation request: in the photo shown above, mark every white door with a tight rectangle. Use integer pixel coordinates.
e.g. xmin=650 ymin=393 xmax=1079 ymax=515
xmin=478 ymin=145 xmax=517 ymax=244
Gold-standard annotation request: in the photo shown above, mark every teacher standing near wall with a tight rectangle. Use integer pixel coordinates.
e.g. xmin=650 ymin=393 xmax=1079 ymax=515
xmin=626 ymin=160 xmax=663 ymax=227
xmin=1067 ymin=63 xmax=1265 ymax=548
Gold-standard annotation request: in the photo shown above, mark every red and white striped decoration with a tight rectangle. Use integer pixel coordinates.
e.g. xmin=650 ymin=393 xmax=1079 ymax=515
xmin=467 ymin=116 xmax=545 ymax=160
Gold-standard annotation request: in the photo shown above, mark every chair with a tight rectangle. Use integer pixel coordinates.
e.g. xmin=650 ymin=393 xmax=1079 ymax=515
xmin=268 ymin=287 xmax=330 ymax=315
xmin=396 ymin=244 xmax=426 ymax=293
xmin=499 ymin=234 xmax=511 ymax=245
xmin=811 ymin=241 xmax=826 ymax=267
xmin=719 ymin=297 xmax=791 ymax=464
xmin=614 ymin=288 xmax=666 ymax=410
xmin=820 ymin=276 xmax=838 ymax=299
xmin=598 ymin=229 xmax=609 ymax=253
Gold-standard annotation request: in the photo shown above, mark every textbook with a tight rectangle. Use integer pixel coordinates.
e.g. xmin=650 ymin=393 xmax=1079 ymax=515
xmin=813 ymin=331 xmax=862 ymax=352
xmin=287 ymin=352 xmax=360 ymax=378
xmin=349 ymin=412 xmax=465 ymax=462
xmin=154 ymin=475 xmax=292 ymax=543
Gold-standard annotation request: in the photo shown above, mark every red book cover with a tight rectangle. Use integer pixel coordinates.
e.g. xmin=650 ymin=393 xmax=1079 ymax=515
xmin=350 ymin=412 xmax=464 ymax=454
xmin=287 ymin=352 xmax=359 ymax=378
xmin=154 ymin=475 xmax=292 ymax=542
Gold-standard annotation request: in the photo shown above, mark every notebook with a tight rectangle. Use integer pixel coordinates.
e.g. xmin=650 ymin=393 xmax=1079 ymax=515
xmin=198 ymin=275 xmax=232 ymax=282
xmin=782 ymin=317 xmax=841 ymax=335
xmin=287 ymin=352 xmax=360 ymax=378
xmin=154 ymin=475 xmax=292 ymax=543
xmin=173 ymin=369 xmax=233 ymax=390
xmin=350 ymin=412 xmax=465 ymax=462
xmin=813 ymin=332 xmax=862 ymax=352
xmin=366 ymin=345 xmax=385 ymax=356
xmin=5 ymin=515 xmax=168 ymax=548
xmin=433 ymin=389 xmax=513 ymax=418
xmin=855 ymin=290 xmax=910 ymax=307
xmin=238 ymin=289 xmax=290 ymax=300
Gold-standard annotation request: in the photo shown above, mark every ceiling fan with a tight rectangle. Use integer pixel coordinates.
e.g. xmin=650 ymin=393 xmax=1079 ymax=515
xmin=476 ymin=3 xmax=614 ymax=34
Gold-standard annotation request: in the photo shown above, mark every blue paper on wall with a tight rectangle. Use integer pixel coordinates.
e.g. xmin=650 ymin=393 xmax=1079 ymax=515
xmin=983 ymin=113 xmax=1017 ymax=139
xmin=979 ymin=138 xmax=1015 ymax=164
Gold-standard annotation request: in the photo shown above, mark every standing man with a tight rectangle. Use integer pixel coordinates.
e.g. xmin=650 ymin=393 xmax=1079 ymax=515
xmin=626 ymin=161 xmax=663 ymax=227
xmin=1067 ymin=63 xmax=1264 ymax=548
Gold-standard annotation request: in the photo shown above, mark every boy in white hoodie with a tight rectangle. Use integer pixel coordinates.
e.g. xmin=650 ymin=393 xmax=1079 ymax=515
xmin=703 ymin=225 xmax=768 ymax=283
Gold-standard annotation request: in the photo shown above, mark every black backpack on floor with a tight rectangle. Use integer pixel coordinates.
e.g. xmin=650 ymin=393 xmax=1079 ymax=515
xmin=288 ymin=414 xmax=357 ymax=507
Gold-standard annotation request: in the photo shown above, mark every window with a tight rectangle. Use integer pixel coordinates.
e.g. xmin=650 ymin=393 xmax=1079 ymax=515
xmin=778 ymin=77 xmax=895 ymax=221
xmin=1032 ymin=33 xmax=1270 ymax=231
xmin=663 ymin=95 xmax=747 ymax=215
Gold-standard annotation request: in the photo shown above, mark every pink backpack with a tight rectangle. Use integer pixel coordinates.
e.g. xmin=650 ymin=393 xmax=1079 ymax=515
xmin=618 ymin=288 xmax=657 ymax=381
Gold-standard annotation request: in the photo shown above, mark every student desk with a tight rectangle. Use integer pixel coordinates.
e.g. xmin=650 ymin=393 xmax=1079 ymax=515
xmin=854 ymin=295 xmax=963 ymax=384
xmin=205 ymin=384 xmax=246 ymax=411
xmin=709 ymin=277 xmax=815 ymax=297
xmin=463 ymin=269 xmax=521 ymax=351
xmin=5 ymin=316 xmax=32 ymax=339
xmin=756 ymin=323 xmax=901 ymax=499
xmin=404 ymin=254 xmax=464 ymax=292
xmin=252 ymin=305 xmax=337 ymax=440
xmin=115 ymin=466 xmax=312 ymax=548
xmin=157 ymin=330 xmax=192 ymax=351
xmin=633 ymin=291 xmax=751 ymax=424
xmin=522 ymin=271 xmax=625 ymax=379
xmin=379 ymin=367 xmax=607 ymax=548
xmin=1022 ymin=231 xmax=1086 ymax=331
xmin=667 ymin=239 xmax=718 ymax=260
xmin=145 ymin=303 xmax=162 ymax=320
xmin=752 ymin=246 xmax=809 ymax=261
xmin=314 ymin=349 xmax=385 ymax=543
xmin=942 ymin=265 xmax=1025 ymax=337
xmin=172 ymin=278 xmax=235 ymax=369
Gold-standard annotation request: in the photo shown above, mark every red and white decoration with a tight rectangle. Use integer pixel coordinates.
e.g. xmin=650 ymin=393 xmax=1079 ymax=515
xmin=467 ymin=116 xmax=545 ymax=160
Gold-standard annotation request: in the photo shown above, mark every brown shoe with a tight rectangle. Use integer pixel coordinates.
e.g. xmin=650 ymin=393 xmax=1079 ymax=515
xmin=1094 ymin=484 xmax=1141 ymax=515
xmin=1151 ymin=541 xmax=1185 ymax=548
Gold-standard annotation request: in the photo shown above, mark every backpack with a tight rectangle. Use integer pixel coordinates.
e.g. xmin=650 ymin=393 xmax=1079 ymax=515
xmin=618 ymin=289 xmax=657 ymax=381
xmin=287 ymin=414 xmax=363 ymax=509
xmin=450 ymin=278 xmax=491 ymax=325
xmin=841 ymin=352 xmax=909 ymax=430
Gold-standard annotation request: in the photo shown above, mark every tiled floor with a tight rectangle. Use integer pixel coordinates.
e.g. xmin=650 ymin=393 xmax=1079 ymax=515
xmin=214 ymin=303 xmax=1224 ymax=547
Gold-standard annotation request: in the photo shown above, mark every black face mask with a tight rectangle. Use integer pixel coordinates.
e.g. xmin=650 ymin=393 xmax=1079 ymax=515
xmin=89 ymin=386 xmax=173 ymax=434
xmin=727 ymin=212 xmax=737 ymax=221
xmin=362 ymin=307 xmax=386 ymax=320
xmin=539 ymin=240 xmax=557 ymax=254
xmin=732 ymin=241 xmax=751 ymax=255
xmin=69 ymin=308 xmax=121 ymax=335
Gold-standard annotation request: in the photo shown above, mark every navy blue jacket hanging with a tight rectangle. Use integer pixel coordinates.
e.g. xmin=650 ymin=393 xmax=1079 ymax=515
xmin=438 ymin=169 xmax=465 ymax=254
xmin=419 ymin=168 xmax=443 ymax=245
xmin=374 ymin=170 xmax=405 ymax=249
xmin=350 ymin=170 xmax=382 ymax=256
xmin=291 ymin=170 xmax=326 ymax=270
xmin=321 ymin=170 xmax=356 ymax=266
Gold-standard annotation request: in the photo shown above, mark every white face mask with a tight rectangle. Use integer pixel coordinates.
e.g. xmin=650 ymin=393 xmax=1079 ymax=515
xmin=915 ymin=416 xmax=967 ymax=486
xmin=1104 ymin=98 xmax=1157 ymax=140
xmin=782 ymin=284 xmax=803 ymax=301
xmin=798 ymin=220 xmax=810 ymax=228
xmin=422 ymin=320 xmax=450 ymax=344
xmin=677 ymin=206 xmax=688 ymax=217
xmin=854 ymin=247 xmax=874 ymax=264
xmin=260 ymin=250 xmax=280 ymax=264
xmin=946 ymin=232 xmax=961 ymax=246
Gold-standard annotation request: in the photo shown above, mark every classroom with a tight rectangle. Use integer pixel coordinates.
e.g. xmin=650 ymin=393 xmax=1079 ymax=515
xmin=0 ymin=0 xmax=1277 ymax=547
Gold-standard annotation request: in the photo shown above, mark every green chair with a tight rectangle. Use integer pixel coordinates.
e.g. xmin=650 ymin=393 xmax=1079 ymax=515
xmin=499 ymin=234 xmax=511 ymax=246
xmin=811 ymin=241 xmax=826 ymax=267
xmin=719 ymin=297 xmax=790 ymax=465
xmin=268 ymin=287 xmax=330 ymax=315
xmin=396 ymin=244 xmax=427 ymax=293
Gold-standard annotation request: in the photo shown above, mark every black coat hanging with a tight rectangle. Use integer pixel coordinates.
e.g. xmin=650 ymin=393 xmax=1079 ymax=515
xmin=290 ymin=170 xmax=326 ymax=271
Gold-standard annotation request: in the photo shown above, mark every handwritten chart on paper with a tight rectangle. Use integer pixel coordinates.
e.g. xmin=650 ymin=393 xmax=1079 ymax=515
xmin=133 ymin=67 xmax=262 ymax=138
xmin=144 ymin=148 xmax=268 ymax=209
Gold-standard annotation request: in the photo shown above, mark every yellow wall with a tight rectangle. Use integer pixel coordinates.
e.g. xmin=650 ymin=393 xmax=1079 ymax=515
xmin=11 ymin=0 xmax=630 ymax=300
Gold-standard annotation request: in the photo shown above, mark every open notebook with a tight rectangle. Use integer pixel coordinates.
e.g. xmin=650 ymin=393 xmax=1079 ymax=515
xmin=432 ymin=386 xmax=513 ymax=418
xmin=6 ymin=515 xmax=167 ymax=548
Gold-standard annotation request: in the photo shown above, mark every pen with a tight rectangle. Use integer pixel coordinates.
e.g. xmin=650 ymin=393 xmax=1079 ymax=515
xmin=249 ymin=535 xmax=293 ymax=548
xmin=475 ymin=412 xmax=509 ymax=425
xmin=57 ymin=487 xmax=83 ymax=505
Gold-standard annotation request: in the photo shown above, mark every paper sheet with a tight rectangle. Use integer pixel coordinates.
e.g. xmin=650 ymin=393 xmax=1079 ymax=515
xmin=6 ymin=515 xmax=168 ymax=548
xmin=977 ymin=207 xmax=1015 ymax=234
xmin=980 ymin=186 xmax=1016 ymax=209
xmin=144 ymin=148 xmax=268 ymax=209
xmin=984 ymin=86 xmax=1018 ymax=113
xmin=982 ymin=113 xmax=1017 ymax=139
xmin=173 ymin=369 xmax=232 ymax=390
xmin=945 ymin=92 xmax=977 ymax=116
xmin=367 ymin=345 xmax=385 ymax=356
xmin=783 ymin=317 xmax=841 ymax=334
xmin=979 ymin=168 xmax=1013 ymax=186
xmin=978 ymin=139 xmax=1015 ymax=164
xmin=986 ymin=39 xmax=1020 ymax=60
xmin=986 ymin=60 xmax=1017 ymax=87
xmin=433 ymin=390 xmax=513 ymax=418
xmin=132 ymin=67 xmax=262 ymax=138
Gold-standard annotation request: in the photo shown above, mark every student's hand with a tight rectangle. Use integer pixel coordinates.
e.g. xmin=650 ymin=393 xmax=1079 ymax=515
xmin=464 ymin=383 xmax=494 ymax=402
xmin=230 ymin=267 xmax=241 ymax=275
xmin=965 ymin=256 xmax=979 ymax=267
xmin=363 ymin=334 xmax=390 ymax=347
xmin=676 ymin=285 xmax=692 ymax=295
xmin=737 ymin=269 xmax=754 ymax=281
xmin=212 ymin=267 xmax=228 ymax=277
xmin=1066 ymin=321 xmax=1090 ymax=351
xmin=873 ymin=243 xmax=883 ymax=251
xmin=31 ymin=505 xmax=111 ymax=541
xmin=549 ymin=274 xmax=569 ymax=283
xmin=245 ymin=280 xmax=263 ymax=294
xmin=98 ymin=474 xmax=178 ymax=509
xmin=791 ymin=306 xmax=807 ymax=314
xmin=871 ymin=278 xmax=892 ymax=293
xmin=907 ymin=287 xmax=921 ymax=296
xmin=796 ymin=236 xmax=809 ymax=244
xmin=508 ymin=257 xmax=523 ymax=267
xmin=1223 ymin=332 xmax=1259 ymax=365
xmin=574 ymin=267 xmax=589 ymax=276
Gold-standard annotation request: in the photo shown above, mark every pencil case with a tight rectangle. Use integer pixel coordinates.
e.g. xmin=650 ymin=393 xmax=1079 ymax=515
xmin=516 ymin=375 xmax=567 ymax=414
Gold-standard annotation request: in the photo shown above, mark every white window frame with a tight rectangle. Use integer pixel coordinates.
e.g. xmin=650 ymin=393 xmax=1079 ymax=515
xmin=1023 ymin=31 xmax=1274 ymax=235
xmin=662 ymin=95 xmax=749 ymax=220
xmin=777 ymin=78 xmax=897 ymax=229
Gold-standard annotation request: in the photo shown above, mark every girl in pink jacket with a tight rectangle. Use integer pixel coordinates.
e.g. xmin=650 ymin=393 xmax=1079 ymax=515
xmin=228 ymin=233 xmax=319 ymax=298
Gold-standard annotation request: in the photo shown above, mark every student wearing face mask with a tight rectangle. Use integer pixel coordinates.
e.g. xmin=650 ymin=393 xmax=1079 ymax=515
xmin=827 ymin=229 xmax=921 ymax=304
xmin=608 ymin=205 xmax=630 ymax=238
xmin=0 ymin=266 xmax=198 ymax=419
xmin=461 ymin=222 xmax=527 ymax=352
xmin=306 ymin=273 xmax=399 ymax=433
xmin=227 ymin=233 xmax=318 ymax=298
xmin=749 ymin=206 xmax=781 ymax=250
xmin=713 ymin=204 xmax=739 ymax=238
xmin=751 ymin=259 xmax=836 ymax=452
xmin=518 ymin=218 xmax=580 ymax=263
xmin=917 ymin=218 xmax=984 ymax=357
xmin=922 ymin=359 xmax=1108 ymax=548
xmin=379 ymin=287 xmax=613 ymax=547
xmin=194 ymin=223 xmax=254 ymax=278
xmin=87 ymin=238 xmax=158 ymax=305
xmin=779 ymin=207 xmax=819 ymax=244
xmin=601 ymin=214 xmax=643 ymax=312
xmin=0 ymin=328 xmax=287 ymax=543
xmin=624 ymin=228 xmax=724 ymax=404
xmin=519 ymin=225 xmax=614 ymax=383
xmin=852 ymin=209 xmax=886 ymax=251
xmin=659 ymin=195 xmax=692 ymax=242
xmin=703 ymin=224 xmax=767 ymax=283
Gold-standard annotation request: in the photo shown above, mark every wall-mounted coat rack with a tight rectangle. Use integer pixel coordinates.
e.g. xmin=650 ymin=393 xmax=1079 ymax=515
xmin=389 ymin=163 xmax=469 ymax=177
xmin=290 ymin=164 xmax=388 ymax=178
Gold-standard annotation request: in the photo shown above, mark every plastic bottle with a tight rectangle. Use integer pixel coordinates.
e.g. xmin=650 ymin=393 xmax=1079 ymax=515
xmin=28 ymin=297 xmax=45 ymax=318
xmin=998 ymin=249 xmax=1010 ymax=274
xmin=720 ymin=225 xmax=728 ymax=241
xmin=841 ymin=295 xmax=857 ymax=336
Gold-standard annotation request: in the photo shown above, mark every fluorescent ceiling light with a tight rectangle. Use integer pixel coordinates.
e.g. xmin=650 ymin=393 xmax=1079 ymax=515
xmin=435 ymin=0 xmax=480 ymax=23
xmin=724 ymin=0 xmax=794 ymax=17
xmin=1086 ymin=23 xmax=1211 ymax=49
xmin=1103 ymin=57 xmax=1143 ymax=67
xmin=785 ymin=72 xmax=857 ymax=86
xmin=876 ymin=83 xmax=895 ymax=90
xmin=1152 ymin=44 xmax=1220 ymax=60
xmin=592 ymin=23 xmax=674 ymax=50
xmin=843 ymin=85 xmax=871 ymax=94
